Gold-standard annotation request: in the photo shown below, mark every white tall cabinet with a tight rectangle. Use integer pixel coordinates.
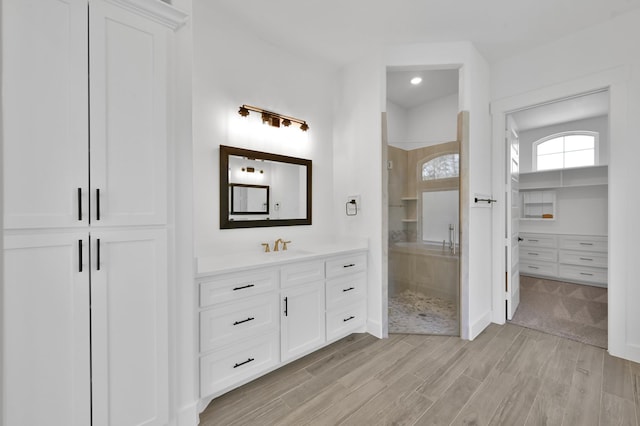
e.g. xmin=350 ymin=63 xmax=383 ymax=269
xmin=2 ymin=0 xmax=186 ymax=425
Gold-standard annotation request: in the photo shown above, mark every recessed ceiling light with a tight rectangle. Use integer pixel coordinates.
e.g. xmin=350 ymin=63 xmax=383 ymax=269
xmin=410 ymin=77 xmax=422 ymax=85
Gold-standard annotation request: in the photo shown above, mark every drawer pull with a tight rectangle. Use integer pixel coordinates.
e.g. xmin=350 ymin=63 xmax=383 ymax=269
xmin=343 ymin=316 xmax=355 ymax=322
xmin=528 ymin=266 xmax=539 ymax=270
xmin=528 ymin=252 xmax=539 ymax=256
xmin=529 ymin=239 xmax=539 ymax=242
xmin=343 ymin=263 xmax=356 ymax=268
xmin=233 ymin=284 xmax=255 ymax=291
xmin=579 ymin=257 xmax=593 ymax=261
xmin=580 ymin=272 xmax=594 ymax=276
xmin=343 ymin=287 xmax=355 ymax=292
xmin=233 ymin=358 xmax=255 ymax=368
xmin=579 ymin=242 xmax=593 ymax=246
xmin=233 ymin=317 xmax=255 ymax=326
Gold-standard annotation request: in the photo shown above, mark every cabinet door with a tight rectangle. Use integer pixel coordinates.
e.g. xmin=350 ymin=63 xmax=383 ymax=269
xmin=89 ymin=0 xmax=168 ymax=226
xmin=90 ymin=229 xmax=168 ymax=426
xmin=4 ymin=233 xmax=91 ymax=426
xmin=281 ymin=281 xmax=326 ymax=362
xmin=3 ymin=0 xmax=89 ymax=229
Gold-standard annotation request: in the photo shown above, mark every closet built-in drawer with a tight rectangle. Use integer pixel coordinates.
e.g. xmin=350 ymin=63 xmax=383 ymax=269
xmin=280 ymin=260 xmax=325 ymax=288
xmin=200 ymin=293 xmax=279 ymax=353
xmin=520 ymin=261 xmax=558 ymax=278
xmin=326 ymin=302 xmax=366 ymax=341
xmin=558 ymin=235 xmax=607 ymax=252
xmin=559 ymin=250 xmax=608 ymax=268
xmin=520 ymin=248 xmax=557 ymax=263
xmin=200 ymin=331 xmax=279 ymax=397
xmin=558 ymin=264 xmax=607 ymax=286
xmin=519 ymin=234 xmax=557 ymax=249
xmin=326 ymin=272 xmax=366 ymax=309
xmin=199 ymin=269 xmax=278 ymax=307
xmin=326 ymin=253 xmax=367 ymax=278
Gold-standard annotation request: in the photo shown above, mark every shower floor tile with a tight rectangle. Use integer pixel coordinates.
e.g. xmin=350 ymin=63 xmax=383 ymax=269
xmin=388 ymin=290 xmax=458 ymax=335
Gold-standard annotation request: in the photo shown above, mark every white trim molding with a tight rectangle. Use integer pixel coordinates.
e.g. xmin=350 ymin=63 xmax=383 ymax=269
xmin=102 ymin=0 xmax=189 ymax=30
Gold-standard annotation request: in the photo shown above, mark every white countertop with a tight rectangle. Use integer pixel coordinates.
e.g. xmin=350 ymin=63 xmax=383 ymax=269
xmin=195 ymin=239 xmax=368 ymax=276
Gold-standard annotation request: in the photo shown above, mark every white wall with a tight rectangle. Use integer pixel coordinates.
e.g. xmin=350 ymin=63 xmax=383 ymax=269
xmin=491 ymin=8 xmax=640 ymax=362
xmin=192 ymin=3 xmax=337 ymax=257
xmin=387 ymin=93 xmax=458 ymax=149
xmin=518 ymin=115 xmax=609 ymax=173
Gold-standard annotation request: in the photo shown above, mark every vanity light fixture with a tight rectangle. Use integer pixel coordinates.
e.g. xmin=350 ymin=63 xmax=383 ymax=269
xmin=238 ymin=104 xmax=309 ymax=131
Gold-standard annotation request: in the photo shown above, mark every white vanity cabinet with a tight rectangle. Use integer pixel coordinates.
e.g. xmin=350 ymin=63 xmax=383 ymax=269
xmin=2 ymin=0 xmax=186 ymax=425
xmin=197 ymin=249 xmax=368 ymax=401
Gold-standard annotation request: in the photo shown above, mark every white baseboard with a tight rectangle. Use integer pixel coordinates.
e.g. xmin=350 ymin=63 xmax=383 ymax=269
xmin=367 ymin=319 xmax=383 ymax=338
xmin=176 ymin=402 xmax=199 ymax=426
xmin=469 ymin=311 xmax=492 ymax=340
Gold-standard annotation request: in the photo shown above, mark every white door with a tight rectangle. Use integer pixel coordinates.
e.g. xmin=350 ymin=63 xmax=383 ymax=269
xmin=3 ymin=0 xmax=89 ymax=229
xmin=506 ymin=115 xmax=521 ymax=319
xmin=281 ymin=281 xmax=326 ymax=361
xmin=89 ymin=0 xmax=168 ymax=227
xmin=90 ymin=229 xmax=168 ymax=426
xmin=4 ymin=233 xmax=91 ymax=426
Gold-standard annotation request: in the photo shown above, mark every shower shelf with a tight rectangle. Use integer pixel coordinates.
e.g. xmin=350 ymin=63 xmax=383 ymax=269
xmin=401 ymin=219 xmax=418 ymax=223
xmin=401 ymin=197 xmax=418 ymax=201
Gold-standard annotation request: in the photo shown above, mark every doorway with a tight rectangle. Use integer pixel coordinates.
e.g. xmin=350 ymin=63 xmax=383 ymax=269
xmin=385 ymin=67 xmax=461 ymax=336
xmin=502 ymin=90 xmax=610 ymax=348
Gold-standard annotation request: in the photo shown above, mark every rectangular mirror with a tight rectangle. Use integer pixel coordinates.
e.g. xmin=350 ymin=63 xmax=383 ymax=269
xmin=220 ymin=145 xmax=312 ymax=229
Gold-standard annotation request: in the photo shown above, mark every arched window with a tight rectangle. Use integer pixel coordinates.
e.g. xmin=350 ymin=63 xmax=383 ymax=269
xmin=422 ymin=153 xmax=459 ymax=181
xmin=533 ymin=131 xmax=598 ymax=171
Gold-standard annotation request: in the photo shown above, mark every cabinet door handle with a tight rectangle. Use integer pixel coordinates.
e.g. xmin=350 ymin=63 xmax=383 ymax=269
xmin=343 ymin=287 xmax=355 ymax=292
xmin=528 ymin=266 xmax=539 ymax=270
xmin=233 ymin=284 xmax=255 ymax=291
xmin=343 ymin=316 xmax=355 ymax=322
xmin=96 ymin=188 xmax=101 ymax=221
xmin=580 ymin=272 xmax=594 ymax=276
xmin=233 ymin=358 xmax=254 ymax=369
xmin=579 ymin=242 xmax=593 ymax=246
xmin=78 ymin=188 xmax=82 ymax=221
xmin=343 ymin=263 xmax=356 ymax=268
xmin=528 ymin=253 xmax=539 ymax=256
xmin=579 ymin=257 xmax=593 ymax=261
xmin=97 ymin=239 xmax=101 ymax=271
xmin=233 ymin=317 xmax=255 ymax=326
xmin=284 ymin=297 xmax=288 ymax=317
xmin=78 ymin=240 xmax=83 ymax=272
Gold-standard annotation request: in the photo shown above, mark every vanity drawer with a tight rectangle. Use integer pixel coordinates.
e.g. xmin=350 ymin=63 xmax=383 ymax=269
xmin=326 ymin=253 xmax=367 ymax=278
xmin=326 ymin=302 xmax=366 ymax=341
xmin=519 ymin=234 xmax=557 ymax=248
xmin=559 ymin=250 xmax=608 ymax=268
xmin=199 ymin=269 xmax=278 ymax=307
xmin=520 ymin=261 xmax=558 ymax=277
xmin=558 ymin=264 xmax=607 ymax=286
xmin=200 ymin=293 xmax=279 ymax=353
xmin=558 ymin=235 xmax=607 ymax=252
xmin=280 ymin=260 xmax=325 ymax=288
xmin=326 ymin=272 xmax=366 ymax=309
xmin=520 ymin=248 xmax=557 ymax=263
xmin=200 ymin=331 xmax=279 ymax=397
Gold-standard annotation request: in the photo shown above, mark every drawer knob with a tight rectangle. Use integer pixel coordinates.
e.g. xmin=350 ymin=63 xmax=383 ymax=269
xmin=233 ymin=358 xmax=255 ymax=368
xmin=233 ymin=284 xmax=255 ymax=291
xmin=343 ymin=316 xmax=355 ymax=322
xmin=233 ymin=317 xmax=255 ymax=326
xmin=342 ymin=287 xmax=355 ymax=292
xmin=343 ymin=263 xmax=356 ymax=268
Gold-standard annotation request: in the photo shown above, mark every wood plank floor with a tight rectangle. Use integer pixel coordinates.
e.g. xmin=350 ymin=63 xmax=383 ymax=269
xmin=199 ymin=324 xmax=640 ymax=425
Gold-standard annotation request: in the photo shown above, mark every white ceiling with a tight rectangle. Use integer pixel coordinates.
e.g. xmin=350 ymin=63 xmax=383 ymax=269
xmin=213 ymin=0 xmax=640 ymax=67
xmin=510 ymin=91 xmax=609 ymax=131
xmin=387 ymin=69 xmax=458 ymax=109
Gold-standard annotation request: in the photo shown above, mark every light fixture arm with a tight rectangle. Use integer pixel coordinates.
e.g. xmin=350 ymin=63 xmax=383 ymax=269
xmin=238 ymin=104 xmax=309 ymax=131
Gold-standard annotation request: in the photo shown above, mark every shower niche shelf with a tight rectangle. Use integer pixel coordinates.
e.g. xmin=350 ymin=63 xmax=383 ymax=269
xmin=401 ymin=197 xmax=418 ymax=224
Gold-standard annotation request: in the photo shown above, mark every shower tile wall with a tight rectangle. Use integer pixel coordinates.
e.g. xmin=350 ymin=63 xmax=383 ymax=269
xmin=388 ymin=145 xmax=412 ymax=242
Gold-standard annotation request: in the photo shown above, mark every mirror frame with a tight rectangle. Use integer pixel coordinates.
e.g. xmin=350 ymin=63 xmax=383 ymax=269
xmin=229 ymin=183 xmax=270 ymax=215
xmin=220 ymin=145 xmax=312 ymax=229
